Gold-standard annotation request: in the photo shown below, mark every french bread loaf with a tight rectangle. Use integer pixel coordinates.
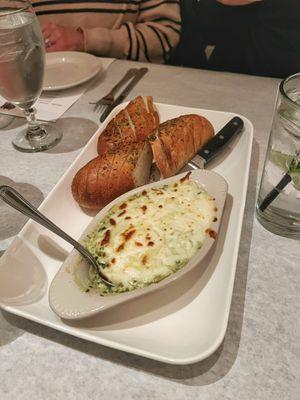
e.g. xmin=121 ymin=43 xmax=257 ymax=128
xmin=148 ymin=114 xmax=214 ymax=178
xmin=97 ymin=96 xmax=159 ymax=155
xmin=71 ymin=141 xmax=153 ymax=210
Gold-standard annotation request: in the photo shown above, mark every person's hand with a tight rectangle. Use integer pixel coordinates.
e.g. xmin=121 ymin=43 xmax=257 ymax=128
xmin=41 ymin=22 xmax=84 ymax=52
xmin=217 ymin=0 xmax=262 ymax=5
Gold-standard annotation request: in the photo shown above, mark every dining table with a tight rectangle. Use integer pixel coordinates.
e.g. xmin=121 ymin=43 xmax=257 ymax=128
xmin=0 ymin=59 xmax=298 ymax=400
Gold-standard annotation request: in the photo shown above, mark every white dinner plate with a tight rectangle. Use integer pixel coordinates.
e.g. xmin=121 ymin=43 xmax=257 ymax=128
xmin=0 ymin=103 xmax=253 ymax=365
xmin=43 ymin=51 xmax=103 ymax=91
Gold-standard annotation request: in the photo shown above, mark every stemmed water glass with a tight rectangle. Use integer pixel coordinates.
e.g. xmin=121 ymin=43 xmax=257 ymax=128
xmin=0 ymin=0 xmax=62 ymax=152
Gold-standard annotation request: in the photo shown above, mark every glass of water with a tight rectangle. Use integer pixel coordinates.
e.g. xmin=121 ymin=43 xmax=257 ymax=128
xmin=256 ymin=72 xmax=300 ymax=239
xmin=0 ymin=0 xmax=62 ymax=152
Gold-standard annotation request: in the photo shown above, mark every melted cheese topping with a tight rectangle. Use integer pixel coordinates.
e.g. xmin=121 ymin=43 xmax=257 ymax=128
xmin=84 ymin=175 xmax=217 ymax=295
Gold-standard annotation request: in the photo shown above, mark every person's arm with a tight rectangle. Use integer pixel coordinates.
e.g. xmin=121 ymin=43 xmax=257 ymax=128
xmin=42 ymin=23 xmax=84 ymax=52
xmin=217 ymin=0 xmax=262 ymax=5
xmin=41 ymin=1 xmax=181 ymax=63
xmin=82 ymin=1 xmax=181 ymax=63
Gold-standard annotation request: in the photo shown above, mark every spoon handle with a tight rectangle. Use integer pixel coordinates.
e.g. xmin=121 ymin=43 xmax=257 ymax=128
xmin=0 ymin=185 xmax=113 ymax=286
xmin=0 ymin=185 xmax=83 ymax=248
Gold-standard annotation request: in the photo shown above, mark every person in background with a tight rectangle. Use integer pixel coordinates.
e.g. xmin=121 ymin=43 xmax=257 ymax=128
xmin=170 ymin=0 xmax=300 ymax=78
xmin=32 ymin=0 xmax=181 ymax=64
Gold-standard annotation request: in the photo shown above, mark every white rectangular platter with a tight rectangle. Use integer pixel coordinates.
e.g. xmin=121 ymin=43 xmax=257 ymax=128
xmin=0 ymin=103 xmax=253 ymax=365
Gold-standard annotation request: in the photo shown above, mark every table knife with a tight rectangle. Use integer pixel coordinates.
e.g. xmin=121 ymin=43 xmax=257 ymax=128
xmin=189 ymin=116 xmax=244 ymax=169
xmin=100 ymin=67 xmax=148 ymax=122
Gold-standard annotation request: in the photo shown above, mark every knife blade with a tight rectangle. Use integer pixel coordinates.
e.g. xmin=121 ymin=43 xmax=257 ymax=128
xmin=100 ymin=67 xmax=148 ymax=123
xmin=189 ymin=116 xmax=244 ymax=169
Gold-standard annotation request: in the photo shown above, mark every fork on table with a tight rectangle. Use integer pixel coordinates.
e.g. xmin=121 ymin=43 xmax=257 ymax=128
xmin=91 ymin=68 xmax=138 ymax=113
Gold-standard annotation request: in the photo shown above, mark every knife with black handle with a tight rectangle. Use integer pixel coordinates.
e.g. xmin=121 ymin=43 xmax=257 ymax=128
xmin=100 ymin=67 xmax=148 ymax=123
xmin=189 ymin=116 xmax=244 ymax=169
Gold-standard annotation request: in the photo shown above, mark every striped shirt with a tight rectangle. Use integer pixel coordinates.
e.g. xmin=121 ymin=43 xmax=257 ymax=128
xmin=32 ymin=1 xmax=181 ymax=63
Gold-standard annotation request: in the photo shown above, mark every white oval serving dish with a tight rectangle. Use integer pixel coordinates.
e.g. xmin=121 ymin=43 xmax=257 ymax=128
xmin=49 ymin=169 xmax=228 ymax=320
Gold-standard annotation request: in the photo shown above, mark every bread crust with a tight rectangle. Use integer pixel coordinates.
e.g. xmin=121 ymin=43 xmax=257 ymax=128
xmin=97 ymin=119 xmax=123 ymax=155
xmin=72 ymin=154 xmax=112 ymax=209
xmin=97 ymin=96 xmax=159 ymax=155
xmin=149 ymin=114 xmax=214 ymax=178
xmin=148 ymin=131 xmax=173 ymax=178
xmin=72 ymin=142 xmax=153 ymax=210
xmin=73 ymin=105 xmax=215 ymax=209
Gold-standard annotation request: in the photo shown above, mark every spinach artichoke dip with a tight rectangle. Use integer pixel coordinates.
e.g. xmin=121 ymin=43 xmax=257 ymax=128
xmin=84 ymin=174 xmax=217 ymax=295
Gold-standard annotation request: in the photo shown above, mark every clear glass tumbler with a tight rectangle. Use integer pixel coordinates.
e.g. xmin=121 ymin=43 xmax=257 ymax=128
xmin=0 ymin=0 xmax=62 ymax=152
xmin=256 ymin=72 xmax=300 ymax=239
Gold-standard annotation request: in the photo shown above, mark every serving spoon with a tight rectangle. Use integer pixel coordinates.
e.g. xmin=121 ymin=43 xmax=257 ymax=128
xmin=0 ymin=185 xmax=114 ymax=287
